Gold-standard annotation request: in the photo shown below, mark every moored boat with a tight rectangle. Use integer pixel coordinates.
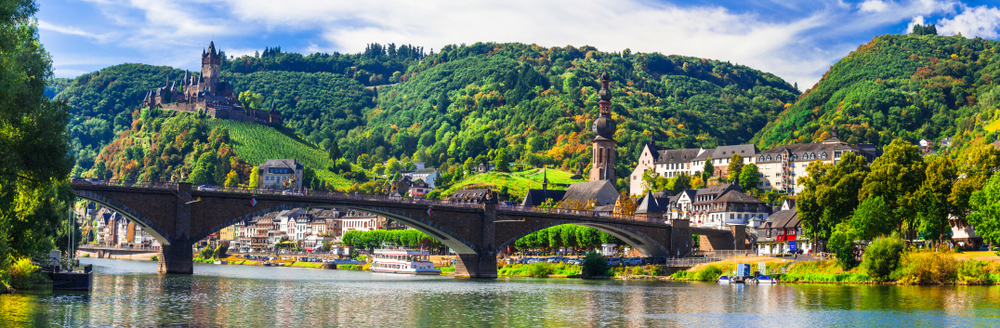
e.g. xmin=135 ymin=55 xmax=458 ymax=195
xmin=370 ymin=249 xmax=441 ymax=275
xmin=756 ymin=275 xmax=778 ymax=284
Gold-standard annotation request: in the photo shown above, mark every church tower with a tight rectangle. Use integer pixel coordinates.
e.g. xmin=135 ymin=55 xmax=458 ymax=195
xmin=202 ymin=41 xmax=222 ymax=95
xmin=589 ymin=72 xmax=617 ymax=183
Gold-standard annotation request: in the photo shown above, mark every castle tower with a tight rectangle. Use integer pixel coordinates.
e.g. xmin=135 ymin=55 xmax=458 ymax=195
xmin=589 ymin=71 xmax=617 ymax=183
xmin=201 ymin=41 xmax=221 ymax=95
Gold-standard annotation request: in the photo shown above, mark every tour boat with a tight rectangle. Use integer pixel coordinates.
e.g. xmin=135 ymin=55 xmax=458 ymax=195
xmin=369 ymin=249 xmax=441 ymax=275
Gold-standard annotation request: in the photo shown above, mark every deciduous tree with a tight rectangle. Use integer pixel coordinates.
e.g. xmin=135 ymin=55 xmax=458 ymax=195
xmin=860 ymin=139 xmax=926 ymax=233
xmin=738 ymin=163 xmax=760 ymax=194
xmin=727 ymin=154 xmax=744 ymax=183
xmin=797 ymin=152 xmax=869 ymax=249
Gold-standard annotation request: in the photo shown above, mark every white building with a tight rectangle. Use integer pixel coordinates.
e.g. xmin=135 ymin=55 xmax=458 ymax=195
xmin=403 ymin=168 xmax=438 ymax=188
xmin=629 ymin=144 xmax=758 ymax=196
xmin=259 ymin=159 xmax=303 ymax=190
xmin=756 ymin=130 xmax=877 ymax=194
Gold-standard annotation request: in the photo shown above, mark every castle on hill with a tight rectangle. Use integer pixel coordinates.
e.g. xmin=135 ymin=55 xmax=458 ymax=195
xmin=142 ymin=41 xmax=282 ymax=126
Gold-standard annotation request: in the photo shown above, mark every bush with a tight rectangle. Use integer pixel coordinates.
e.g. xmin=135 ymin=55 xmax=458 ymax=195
xmin=581 ymin=251 xmax=611 ymax=277
xmin=440 ymin=266 xmax=455 ymax=273
xmin=693 ymin=265 xmax=723 ymax=281
xmin=670 ymin=270 xmax=688 ymax=279
xmin=862 ymin=233 xmax=905 ymax=281
xmin=198 ymin=247 xmax=214 ymax=259
xmin=957 ymin=260 xmax=991 ymax=285
xmin=828 ymin=223 xmax=859 ymax=269
xmin=7 ymin=258 xmax=43 ymax=289
xmin=894 ymin=251 xmax=957 ymax=285
xmin=150 ymin=255 xmax=158 ymax=261
xmin=527 ymin=263 xmax=554 ymax=277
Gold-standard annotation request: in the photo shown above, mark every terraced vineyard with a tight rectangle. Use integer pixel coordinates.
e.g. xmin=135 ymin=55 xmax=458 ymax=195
xmin=210 ymin=120 xmax=354 ymax=190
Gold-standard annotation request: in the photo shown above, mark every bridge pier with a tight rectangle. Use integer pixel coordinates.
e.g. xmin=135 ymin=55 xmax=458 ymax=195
xmin=454 ymin=253 xmax=497 ymax=278
xmin=158 ymin=239 xmax=193 ymax=274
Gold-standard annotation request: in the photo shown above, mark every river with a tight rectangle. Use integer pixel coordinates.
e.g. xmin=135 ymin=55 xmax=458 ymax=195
xmin=3 ymin=258 xmax=1000 ymax=327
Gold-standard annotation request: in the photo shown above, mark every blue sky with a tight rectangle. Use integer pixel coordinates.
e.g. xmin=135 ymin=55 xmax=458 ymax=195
xmin=36 ymin=0 xmax=1000 ymax=89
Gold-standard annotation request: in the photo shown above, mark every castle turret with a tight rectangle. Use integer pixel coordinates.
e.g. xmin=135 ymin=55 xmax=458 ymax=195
xmin=590 ymin=71 xmax=617 ymax=183
xmin=201 ymin=41 xmax=221 ymax=95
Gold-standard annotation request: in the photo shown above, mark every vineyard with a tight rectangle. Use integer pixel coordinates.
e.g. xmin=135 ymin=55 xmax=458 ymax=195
xmin=210 ymin=120 xmax=355 ymax=190
xmin=441 ymin=168 xmax=584 ymax=201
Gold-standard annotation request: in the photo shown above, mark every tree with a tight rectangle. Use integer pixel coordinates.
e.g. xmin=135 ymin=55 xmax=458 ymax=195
xmin=827 ymin=223 xmax=859 ymax=269
xmin=248 ymin=166 xmax=261 ymax=188
xmin=616 ymin=189 xmax=637 ymax=216
xmin=0 ymin=0 xmax=75 ymax=272
xmin=702 ymin=158 xmax=714 ymax=182
xmin=223 ymin=170 xmax=240 ymax=188
xmin=727 ymin=154 xmax=744 ymax=183
xmin=493 ymin=148 xmax=509 ymax=172
xmin=849 ymin=196 xmax=893 ymax=241
xmin=672 ymin=173 xmax=691 ymax=194
xmin=797 ymin=152 xmax=870 ymax=249
xmin=859 ymin=138 xmax=926 ymax=234
xmin=328 ymin=139 xmax=341 ymax=160
xmin=385 ymin=157 xmax=401 ymax=176
xmin=951 ymin=143 xmax=1000 ymax=218
xmin=738 ymin=163 xmax=760 ymax=194
xmin=238 ymin=90 xmax=264 ymax=110
xmin=187 ymin=152 xmax=218 ymax=185
xmin=917 ymin=155 xmax=956 ymax=245
xmin=968 ymin=173 xmax=1000 ymax=248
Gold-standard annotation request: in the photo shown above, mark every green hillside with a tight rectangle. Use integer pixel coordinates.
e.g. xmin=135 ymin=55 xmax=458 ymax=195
xmin=753 ymin=31 xmax=1000 ymax=151
xmin=56 ymin=42 xmax=799 ymax=191
xmin=87 ymin=108 xmax=360 ymax=190
xmin=210 ymin=120 xmax=357 ymax=189
xmin=441 ymin=168 xmax=584 ymax=201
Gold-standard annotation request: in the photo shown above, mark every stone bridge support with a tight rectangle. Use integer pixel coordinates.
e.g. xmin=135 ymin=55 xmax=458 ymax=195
xmin=454 ymin=203 xmax=497 ymax=278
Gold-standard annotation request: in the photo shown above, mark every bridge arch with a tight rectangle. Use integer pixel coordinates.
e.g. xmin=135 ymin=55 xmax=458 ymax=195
xmin=74 ymin=190 xmax=173 ymax=246
xmin=496 ymin=220 xmax=670 ymax=257
xmin=195 ymin=203 xmax=479 ymax=254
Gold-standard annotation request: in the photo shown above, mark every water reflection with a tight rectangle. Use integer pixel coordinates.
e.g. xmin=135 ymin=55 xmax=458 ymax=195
xmin=4 ymin=258 xmax=1000 ymax=327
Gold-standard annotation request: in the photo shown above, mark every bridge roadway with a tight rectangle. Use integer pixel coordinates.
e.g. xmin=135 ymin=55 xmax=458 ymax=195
xmin=71 ymin=181 xmax=734 ymax=278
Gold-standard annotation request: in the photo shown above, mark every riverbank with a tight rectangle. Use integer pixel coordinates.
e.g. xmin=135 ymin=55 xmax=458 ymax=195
xmin=667 ymin=250 xmax=1000 ymax=285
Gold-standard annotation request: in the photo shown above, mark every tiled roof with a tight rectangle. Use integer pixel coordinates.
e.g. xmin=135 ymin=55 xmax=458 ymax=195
xmin=654 ymin=148 xmax=703 ymax=164
xmin=260 ymin=159 xmax=303 ymax=170
xmin=634 ymin=191 xmax=664 ymax=214
xmin=709 ymin=144 xmax=758 ymax=160
xmin=715 ymin=190 xmax=766 ymax=204
xmin=521 ymin=189 xmax=567 ymax=207
xmin=562 ymin=180 xmax=619 ymax=206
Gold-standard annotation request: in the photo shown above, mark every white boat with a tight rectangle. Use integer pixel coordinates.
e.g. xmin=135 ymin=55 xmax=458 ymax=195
xmin=370 ymin=249 xmax=441 ymax=275
xmin=756 ymin=275 xmax=778 ymax=284
xmin=717 ymin=276 xmax=732 ymax=284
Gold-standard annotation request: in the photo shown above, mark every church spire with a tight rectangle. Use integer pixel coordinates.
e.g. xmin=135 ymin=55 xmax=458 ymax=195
xmin=542 ymin=168 xmax=548 ymax=191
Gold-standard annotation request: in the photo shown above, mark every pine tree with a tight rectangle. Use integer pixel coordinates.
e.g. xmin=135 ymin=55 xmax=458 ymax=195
xmin=329 ymin=140 xmax=341 ymax=160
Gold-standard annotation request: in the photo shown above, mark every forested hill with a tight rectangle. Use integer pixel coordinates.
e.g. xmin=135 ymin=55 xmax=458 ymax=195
xmin=54 ymin=42 xmax=799 ymax=187
xmin=753 ymin=32 xmax=1000 ymax=151
xmin=346 ymin=43 xmax=798 ymax=184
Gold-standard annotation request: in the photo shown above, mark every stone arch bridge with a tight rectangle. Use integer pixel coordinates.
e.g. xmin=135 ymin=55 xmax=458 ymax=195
xmin=71 ymin=182 xmax=733 ymax=278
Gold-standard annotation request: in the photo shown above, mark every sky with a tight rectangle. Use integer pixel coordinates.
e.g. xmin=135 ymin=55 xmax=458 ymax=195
xmin=36 ymin=0 xmax=1000 ymax=90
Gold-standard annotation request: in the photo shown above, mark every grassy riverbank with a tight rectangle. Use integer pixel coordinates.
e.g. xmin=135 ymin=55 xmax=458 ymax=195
xmin=668 ymin=250 xmax=1000 ymax=285
xmin=498 ymin=263 xmax=582 ymax=277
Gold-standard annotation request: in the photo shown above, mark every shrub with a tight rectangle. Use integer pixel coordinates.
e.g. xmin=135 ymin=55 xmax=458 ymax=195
xmin=645 ymin=265 xmax=665 ymax=276
xmin=198 ymin=247 xmax=214 ymax=259
xmin=7 ymin=258 xmax=42 ymax=289
xmin=957 ymin=260 xmax=991 ymax=285
xmin=581 ymin=251 xmax=611 ymax=277
xmin=894 ymin=251 xmax=956 ymax=285
xmin=694 ymin=265 xmax=723 ymax=281
xmin=862 ymin=233 xmax=906 ymax=281
xmin=670 ymin=270 xmax=688 ymax=279
xmin=150 ymin=255 xmax=158 ymax=261
xmin=828 ymin=223 xmax=859 ymax=269
xmin=527 ymin=263 xmax=554 ymax=277
xmin=440 ymin=266 xmax=455 ymax=273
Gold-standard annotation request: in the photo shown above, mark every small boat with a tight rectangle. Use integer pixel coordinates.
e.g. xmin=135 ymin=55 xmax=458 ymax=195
xmin=717 ymin=276 xmax=732 ymax=284
xmin=214 ymin=260 xmax=227 ymax=265
xmin=370 ymin=249 xmax=441 ymax=275
xmin=756 ymin=275 xmax=779 ymax=284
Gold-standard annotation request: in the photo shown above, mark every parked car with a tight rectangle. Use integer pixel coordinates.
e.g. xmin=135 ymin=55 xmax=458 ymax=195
xmin=547 ymin=256 xmax=564 ymax=263
xmin=71 ymin=177 xmax=88 ymax=183
xmin=197 ymin=185 xmax=219 ymax=191
xmin=282 ymin=190 xmax=304 ymax=196
xmin=87 ymin=178 xmax=102 ymax=184
xmin=624 ymin=257 xmax=642 ymax=266
xmin=606 ymin=257 xmax=621 ymax=266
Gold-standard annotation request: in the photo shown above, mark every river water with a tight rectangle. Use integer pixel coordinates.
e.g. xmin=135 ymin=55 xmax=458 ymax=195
xmin=3 ymin=258 xmax=1000 ymax=327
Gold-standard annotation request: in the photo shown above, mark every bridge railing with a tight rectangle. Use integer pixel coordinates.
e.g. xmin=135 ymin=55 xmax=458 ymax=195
xmin=73 ymin=180 xmax=667 ymax=224
xmin=662 ymin=256 xmax=729 ymax=267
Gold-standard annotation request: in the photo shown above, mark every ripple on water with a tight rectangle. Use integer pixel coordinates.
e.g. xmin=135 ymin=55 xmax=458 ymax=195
xmin=4 ymin=258 xmax=1000 ymax=327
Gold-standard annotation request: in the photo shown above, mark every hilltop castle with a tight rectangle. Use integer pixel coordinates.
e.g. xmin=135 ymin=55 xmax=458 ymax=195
xmin=142 ymin=41 xmax=282 ymax=126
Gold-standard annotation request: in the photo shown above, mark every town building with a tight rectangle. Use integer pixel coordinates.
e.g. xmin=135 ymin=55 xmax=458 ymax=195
xmin=402 ymin=168 xmax=438 ymax=188
xmin=755 ymin=127 xmax=878 ymax=194
xmin=628 ymin=144 xmax=758 ymax=196
xmin=408 ymin=179 xmax=433 ymax=198
xmin=755 ymin=199 xmax=811 ymax=254
xmin=260 ymin=159 xmax=304 ymax=190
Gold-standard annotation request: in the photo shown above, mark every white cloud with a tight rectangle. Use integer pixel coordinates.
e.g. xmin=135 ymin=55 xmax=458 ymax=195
xmin=37 ymin=20 xmax=113 ymax=42
xmin=44 ymin=0 xmax=973 ymax=88
xmin=937 ymin=5 xmax=1000 ymax=38
xmin=859 ymin=0 xmax=890 ymax=13
xmin=907 ymin=15 xmax=927 ymax=33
